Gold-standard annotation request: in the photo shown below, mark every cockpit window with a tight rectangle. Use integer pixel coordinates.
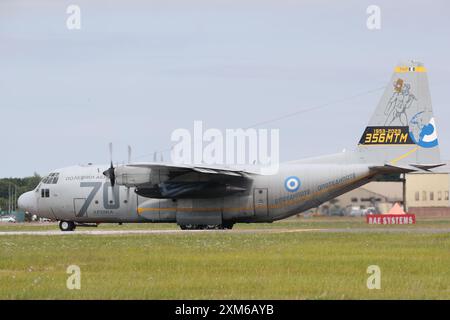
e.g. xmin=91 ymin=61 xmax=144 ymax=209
xmin=42 ymin=172 xmax=60 ymax=184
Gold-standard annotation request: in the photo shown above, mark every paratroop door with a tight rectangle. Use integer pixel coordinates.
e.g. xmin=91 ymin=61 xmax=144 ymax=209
xmin=253 ymin=188 xmax=268 ymax=216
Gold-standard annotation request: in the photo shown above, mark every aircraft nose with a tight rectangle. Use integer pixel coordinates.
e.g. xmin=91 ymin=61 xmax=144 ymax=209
xmin=18 ymin=191 xmax=37 ymax=213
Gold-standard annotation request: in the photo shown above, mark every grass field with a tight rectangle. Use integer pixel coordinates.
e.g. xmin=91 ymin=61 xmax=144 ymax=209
xmin=0 ymin=217 xmax=449 ymax=299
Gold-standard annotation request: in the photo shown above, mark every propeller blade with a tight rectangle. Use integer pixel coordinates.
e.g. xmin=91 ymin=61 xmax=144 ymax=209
xmin=103 ymin=143 xmax=116 ymax=187
xmin=109 ymin=162 xmax=116 ymax=187
xmin=128 ymin=145 xmax=132 ymax=164
xmin=109 ymin=142 xmax=113 ymax=164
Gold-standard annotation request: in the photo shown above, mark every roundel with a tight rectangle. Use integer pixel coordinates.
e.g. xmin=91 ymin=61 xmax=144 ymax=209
xmin=285 ymin=176 xmax=301 ymax=192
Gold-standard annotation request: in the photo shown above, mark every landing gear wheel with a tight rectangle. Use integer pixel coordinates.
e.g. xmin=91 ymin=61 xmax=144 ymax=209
xmin=179 ymin=224 xmax=206 ymax=230
xmin=179 ymin=224 xmax=233 ymax=230
xmin=179 ymin=224 xmax=195 ymax=230
xmin=59 ymin=221 xmax=76 ymax=232
xmin=221 ymin=222 xmax=234 ymax=230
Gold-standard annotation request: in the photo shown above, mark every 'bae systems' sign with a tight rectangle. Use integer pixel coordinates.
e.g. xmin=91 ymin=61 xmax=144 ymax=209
xmin=366 ymin=214 xmax=416 ymax=225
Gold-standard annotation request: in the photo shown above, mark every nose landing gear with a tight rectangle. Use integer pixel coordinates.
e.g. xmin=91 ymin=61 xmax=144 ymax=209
xmin=59 ymin=220 xmax=76 ymax=232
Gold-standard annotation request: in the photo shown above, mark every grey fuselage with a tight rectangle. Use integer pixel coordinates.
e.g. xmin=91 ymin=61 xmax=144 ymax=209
xmin=20 ymin=154 xmax=376 ymax=226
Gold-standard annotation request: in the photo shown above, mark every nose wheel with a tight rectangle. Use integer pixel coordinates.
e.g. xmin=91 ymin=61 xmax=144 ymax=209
xmin=59 ymin=221 xmax=76 ymax=232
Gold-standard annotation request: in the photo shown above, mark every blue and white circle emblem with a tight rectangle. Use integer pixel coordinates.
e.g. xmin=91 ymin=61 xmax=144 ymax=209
xmin=285 ymin=176 xmax=301 ymax=192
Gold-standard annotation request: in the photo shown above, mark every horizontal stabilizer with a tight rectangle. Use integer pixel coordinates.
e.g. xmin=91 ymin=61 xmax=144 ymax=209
xmin=409 ymin=163 xmax=446 ymax=171
xmin=370 ymin=162 xmax=446 ymax=174
xmin=369 ymin=164 xmax=418 ymax=174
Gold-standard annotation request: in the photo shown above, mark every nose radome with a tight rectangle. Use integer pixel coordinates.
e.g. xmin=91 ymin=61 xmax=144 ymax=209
xmin=18 ymin=191 xmax=36 ymax=213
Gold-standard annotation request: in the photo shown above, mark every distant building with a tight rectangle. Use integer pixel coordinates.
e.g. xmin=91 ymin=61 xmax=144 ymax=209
xmin=315 ymin=181 xmax=402 ymax=215
xmin=406 ymin=161 xmax=450 ymax=217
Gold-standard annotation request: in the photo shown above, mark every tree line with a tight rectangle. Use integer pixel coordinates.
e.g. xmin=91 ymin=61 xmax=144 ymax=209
xmin=0 ymin=174 xmax=41 ymax=211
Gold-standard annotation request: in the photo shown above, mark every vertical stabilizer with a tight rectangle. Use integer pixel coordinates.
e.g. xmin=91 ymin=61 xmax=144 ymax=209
xmin=357 ymin=61 xmax=441 ymax=166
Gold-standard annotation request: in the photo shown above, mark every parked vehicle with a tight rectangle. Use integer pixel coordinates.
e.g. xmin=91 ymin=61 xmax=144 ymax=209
xmin=363 ymin=207 xmax=377 ymax=215
xmin=0 ymin=216 xmax=17 ymax=223
xmin=329 ymin=207 xmax=344 ymax=216
xmin=349 ymin=206 xmax=365 ymax=217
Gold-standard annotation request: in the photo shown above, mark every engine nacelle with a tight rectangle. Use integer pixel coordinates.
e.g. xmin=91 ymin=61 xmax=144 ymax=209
xmin=115 ymin=166 xmax=153 ymax=187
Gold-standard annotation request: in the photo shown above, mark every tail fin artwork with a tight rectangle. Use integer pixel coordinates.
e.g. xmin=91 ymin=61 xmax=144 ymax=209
xmin=357 ymin=61 xmax=442 ymax=169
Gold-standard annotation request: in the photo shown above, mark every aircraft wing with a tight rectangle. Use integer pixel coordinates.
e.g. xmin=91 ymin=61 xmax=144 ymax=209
xmin=112 ymin=162 xmax=256 ymax=199
xmin=128 ymin=163 xmax=253 ymax=178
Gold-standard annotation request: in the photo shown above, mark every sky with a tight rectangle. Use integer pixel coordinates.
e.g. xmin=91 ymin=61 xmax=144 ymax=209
xmin=1 ymin=0 xmax=449 ymax=177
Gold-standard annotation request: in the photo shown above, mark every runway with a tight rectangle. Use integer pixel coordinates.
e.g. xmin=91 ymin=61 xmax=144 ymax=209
xmin=0 ymin=227 xmax=449 ymax=236
xmin=0 ymin=228 xmax=321 ymax=236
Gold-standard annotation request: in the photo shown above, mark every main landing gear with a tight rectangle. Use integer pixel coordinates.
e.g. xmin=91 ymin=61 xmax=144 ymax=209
xmin=59 ymin=220 xmax=76 ymax=232
xmin=179 ymin=223 xmax=234 ymax=230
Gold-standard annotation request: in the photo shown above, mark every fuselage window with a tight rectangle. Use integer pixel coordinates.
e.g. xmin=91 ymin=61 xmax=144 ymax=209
xmin=41 ymin=188 xmax=50 ymax=198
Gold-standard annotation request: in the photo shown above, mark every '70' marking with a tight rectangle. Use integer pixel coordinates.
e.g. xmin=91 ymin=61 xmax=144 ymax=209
xmin=75 ymin=182 xmax=120 ymax=217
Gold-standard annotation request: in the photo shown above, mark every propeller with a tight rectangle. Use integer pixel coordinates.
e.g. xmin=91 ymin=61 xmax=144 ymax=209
xmin=103 ymin=142 xmax=116 ymax=187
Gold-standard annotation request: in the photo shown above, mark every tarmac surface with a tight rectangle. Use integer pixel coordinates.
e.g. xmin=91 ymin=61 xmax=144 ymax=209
xmin=0 ymin=227 xmax=449 ymax=236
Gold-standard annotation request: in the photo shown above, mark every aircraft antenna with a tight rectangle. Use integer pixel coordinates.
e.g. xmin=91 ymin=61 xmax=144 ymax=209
xmin=132 ymin=85 xmax=386 ymax=161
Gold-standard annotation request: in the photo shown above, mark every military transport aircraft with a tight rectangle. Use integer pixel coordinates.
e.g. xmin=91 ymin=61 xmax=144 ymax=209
xmin=18 ymin=62 xmax=443 ymax=231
